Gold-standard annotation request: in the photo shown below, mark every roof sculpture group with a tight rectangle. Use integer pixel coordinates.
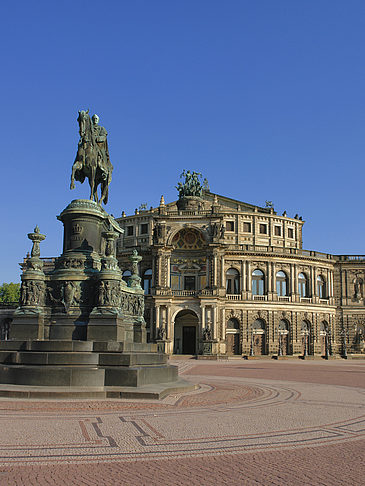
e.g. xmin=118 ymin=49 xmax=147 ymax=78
xmin=176 ymin=170 xmax=209 ymax=199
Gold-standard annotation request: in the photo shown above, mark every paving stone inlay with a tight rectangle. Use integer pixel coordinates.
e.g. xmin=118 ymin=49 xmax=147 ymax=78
xmin=0 ymin=359 xmax=364 ymax=472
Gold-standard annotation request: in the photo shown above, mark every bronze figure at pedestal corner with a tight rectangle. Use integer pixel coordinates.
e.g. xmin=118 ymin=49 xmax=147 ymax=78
xmin=70 ymin=110 xmax=113 ymax=205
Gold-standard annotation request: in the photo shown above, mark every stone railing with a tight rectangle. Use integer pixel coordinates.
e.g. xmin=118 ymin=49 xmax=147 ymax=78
xmin=300 ymin=297 xmax=311 ymax=303
xmin=165 ymin=209 xmax=212 ymax=217
xmin=337 ymin=255 xmax=365 ymax=261
xmin=226 ymin=245 xmax=334 ymax=261
xmin=172 ymin=290 xmax=197 ymax=297
xmin=226 ymin=294 xmax=241 ymax=300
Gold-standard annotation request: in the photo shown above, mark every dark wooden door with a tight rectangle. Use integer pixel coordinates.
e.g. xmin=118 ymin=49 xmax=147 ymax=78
xmin=253 ymin=334 xmax=265 ymax=355
xmin=182 ymin=326 xmax=196 ymax=354
xmin=227 ymin=334 xmax=240 ymax=355
xmin=320 ymin=335 xmax=326 ymax=355
xmin=282 ymin=334 xmax=289 ymax=355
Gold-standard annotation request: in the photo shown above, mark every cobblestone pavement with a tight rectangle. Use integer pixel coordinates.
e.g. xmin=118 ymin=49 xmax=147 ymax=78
xmin=0 ymin=359 xmax=364 ymax=485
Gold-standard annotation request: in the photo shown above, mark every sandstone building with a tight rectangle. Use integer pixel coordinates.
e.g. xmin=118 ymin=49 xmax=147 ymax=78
xmin=116 ymin=175 xmax=365 ymax=358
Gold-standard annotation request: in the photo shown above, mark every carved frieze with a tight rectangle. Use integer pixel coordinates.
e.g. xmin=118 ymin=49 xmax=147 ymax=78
xmin=20 ymin=280 xmax=45 ymax=307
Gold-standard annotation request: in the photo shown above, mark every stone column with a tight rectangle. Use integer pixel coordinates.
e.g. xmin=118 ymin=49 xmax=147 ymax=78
xmin=293 ymin=264 xmax=298 ymax=297
xmin=213 ymin=254 xmax=218 ymax=287
xmin=327 ymin=269 xmax=331 ymax=298
xmin=222 ymin=307 xmax=226 ymax=339
xmin=201 ymin=305 xmax=206 ymax=332
xmin=166 ymin=306 xmax=171 ymax=339
xmin=242 ymin=260 xmax=246 ymax=293
xmin=310 ymin=267 xmax=315 ymax=301
xmin=166 ymin=253 xmax=171 ymax=288
xmin=212 ymin=306 xmax=218 ymax=340
xmin=221 ymin=256 xmax=225 ymax=288
xmin=156 ymin=305 xmax=160 ymax=333
xmin=267 ymin=261 xmax=272 ymax=298
xmin=246 ymin=261 xmax=251 ymax=293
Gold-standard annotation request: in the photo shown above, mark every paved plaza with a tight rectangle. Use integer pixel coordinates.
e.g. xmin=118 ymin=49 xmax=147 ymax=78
xmin=0 ymin=358 xmax=364 ymax=485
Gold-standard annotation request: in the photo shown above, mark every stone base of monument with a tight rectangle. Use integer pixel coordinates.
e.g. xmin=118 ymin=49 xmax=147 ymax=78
xmin=0 ymin=340 xmax=195 ymax=399
xmin=2 ymin=198 xmax=195 ymax=399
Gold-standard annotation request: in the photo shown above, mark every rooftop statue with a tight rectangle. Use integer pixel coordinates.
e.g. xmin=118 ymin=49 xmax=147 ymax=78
xmin=70 ymin=110 xmax=113 ymax=205
xmin=176 ymin=170 xmax=204 ymax=199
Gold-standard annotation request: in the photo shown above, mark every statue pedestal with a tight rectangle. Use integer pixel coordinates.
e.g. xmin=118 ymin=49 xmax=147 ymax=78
xmin=176 ymin=196 xmax=204 ymax=211
xmin=201 ymin=340 xmax=214 ymax=355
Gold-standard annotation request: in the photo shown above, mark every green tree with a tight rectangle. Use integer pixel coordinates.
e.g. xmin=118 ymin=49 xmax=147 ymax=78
xmin=0 ymin=282 xmax=20 ymax=303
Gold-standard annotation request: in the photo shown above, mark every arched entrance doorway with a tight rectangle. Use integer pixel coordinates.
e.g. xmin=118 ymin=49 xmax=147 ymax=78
xmin=301 ymin=320 xmax=311 ymax=356
xmin=226 ymin=318 xmax=240 ymax=355
xmin=174 ymin=310 xmax=199 ymax=354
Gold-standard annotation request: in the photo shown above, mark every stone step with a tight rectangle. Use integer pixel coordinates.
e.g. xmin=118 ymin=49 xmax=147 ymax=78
xmin=98 ymin=353 xmax=167 ymax=367
xmin=0 ymin=340 xmax=94 ymax=352
xmin=93 ymin=341 xmax=158 ymax=353
xmin=0 ymin=351 xmax=99 ymax=366
xmin=103 ymin=364 xmax=178 ymax=387
xmin=0 ymin=364 xmax=105 ymax=387
xmin=0 ymin=379 xmax=196 ymax=399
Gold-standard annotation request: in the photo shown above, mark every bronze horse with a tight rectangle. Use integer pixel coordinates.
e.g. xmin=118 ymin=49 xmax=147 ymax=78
xmin=70 ymin=110 xmax=113 ymax=205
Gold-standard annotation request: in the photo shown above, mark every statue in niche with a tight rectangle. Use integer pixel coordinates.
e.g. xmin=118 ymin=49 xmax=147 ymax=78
xmin=203 ymin=325 xmax=212 ymax=341
xmin=153 ymin=223 xmax=163 ymax=244
xmin=211 ymin=223 xmax=219 ymax=239
xmin=220 ymin=223 xmax=225 ymax=239
xmin=353 ymin=276 xmax=363 ymax=300
xmin=20 ymin=282 xmax=28 ymax=306
xmin=104 ymin=281 xmax=112 ymax=305
xmin=97 ymin=281 xmax=106 ymax=306
xmin=105 ymin=239 xmax=114 ymax=257
xmin=157 ymin=327 xmax=166 ymax=340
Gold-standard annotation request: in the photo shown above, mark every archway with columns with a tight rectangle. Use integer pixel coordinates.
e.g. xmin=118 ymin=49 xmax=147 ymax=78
xmin=173 ymin=309 xmax=199 ymax=354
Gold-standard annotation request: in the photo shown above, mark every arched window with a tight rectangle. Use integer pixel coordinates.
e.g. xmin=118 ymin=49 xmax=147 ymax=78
xmin=301 ymin=320 xmax=310 ymax=334
xmin=278 ymin=319 xmax=289 ymax=332
xmin=320 ymin=321 xmax=328 ymax=334
xmin=226 ymin=268 xmax=240 ymax=294
xmin=143 ymin=269 xmax=152 ymax=295
xmin=276 ymin=271 xmax=288 ymax=296
xmin=298 ymin=273 xmax=308 ymax=297
xmin=252 ymin=269 xmax=265 ymax=295
xmin=317 ymin=275 xmax=326 ymax=299
xmin=227 ymin=318 xmax=240 ymax=330
xmin=122 ymin=270 xmax=131 ymax=285
xmin=252 ymin=319 xmax=265 ymax=332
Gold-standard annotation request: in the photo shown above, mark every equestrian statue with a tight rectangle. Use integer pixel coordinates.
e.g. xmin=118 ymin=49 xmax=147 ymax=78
xmin=70 ymin=110 xmax=113 ymax=205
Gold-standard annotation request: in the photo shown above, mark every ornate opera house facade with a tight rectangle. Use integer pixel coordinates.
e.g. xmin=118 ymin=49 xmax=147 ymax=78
xmin=116 ymin=174 xmax=365 ymax=358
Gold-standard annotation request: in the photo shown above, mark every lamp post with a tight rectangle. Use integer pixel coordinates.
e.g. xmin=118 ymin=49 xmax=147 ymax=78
xmin=328 ymin=328 xmax=332 ymax=356
xmin=303 ymin=332 xmax=308 ymax=358
xmin=325 ymin=332 xmax=329 ymax=359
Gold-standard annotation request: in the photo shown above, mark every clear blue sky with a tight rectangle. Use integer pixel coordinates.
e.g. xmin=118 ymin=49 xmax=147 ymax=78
xmin=1 ymin=0 xmax=365 ymax=283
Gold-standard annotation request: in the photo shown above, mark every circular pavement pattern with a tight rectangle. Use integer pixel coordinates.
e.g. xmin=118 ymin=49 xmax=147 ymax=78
xmin=0 ymin=359 xmax=364 ymax=485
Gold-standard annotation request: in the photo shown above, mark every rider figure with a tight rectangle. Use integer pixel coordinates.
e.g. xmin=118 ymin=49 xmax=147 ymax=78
xmin=92 ymin=114 xmax=111 ymax=179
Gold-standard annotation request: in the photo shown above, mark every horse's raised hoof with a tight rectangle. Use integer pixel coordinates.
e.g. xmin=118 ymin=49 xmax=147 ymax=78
xmin=70 ymin=182 xmax=75 ymax=190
